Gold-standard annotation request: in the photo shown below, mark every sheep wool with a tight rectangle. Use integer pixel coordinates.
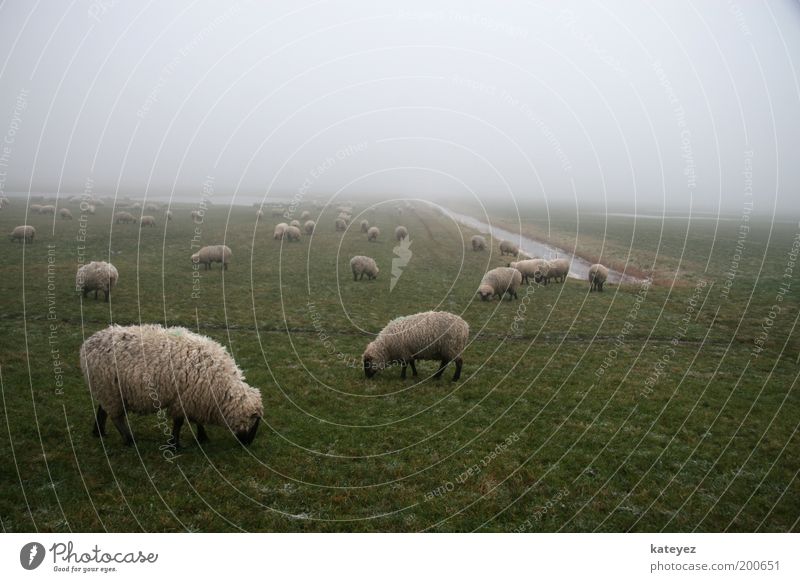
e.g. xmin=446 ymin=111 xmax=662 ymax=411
xmin=30 ymin=204 xmax=42 ymax=213
xmin=114 ymin=211 xmax=135 ymax=224
xmin=39 ymin=205 xmax=56 ymax=215
xmin=471 ymin=235 xmax=486 ymax=251
xmin=140 ymin=215 xmax=156 ymax=227
xmin=273 ymin=222 xmax=288 ymax=239
xmin=59 ymin=208 xmax=73 ymax=220
xmin=285 ymin=225 xmax=302 ymax=241
xmin=300 ymin=210 xmax=311 ymax=220
xmin=548 ymin=258 xmax=571 ymax=283
xmin=477 ymin=267 xmax=522 ymax=300
xmin=335 ymin=218 xmax=347 ymax=231
xmin=191 ymin=245 xmax=232 ymax=270
xmin=499 ymin=240 xmax=519 ymax=256
xmin=395 ymin=226 xmax=408 ymax=241
xmin=9 ymin=225 xmax=35 ymax=243
xmin=350 ymin=255 xmax=379 ymax=280
xmin=588 ymin=264 xmax=609 ymax=292
xmin=81 ymin=324 xmax=263 ymax=448
xmin=289 ymin=219 xmax=301 ymax=228
xmin=510 ymin=258 xmax=550 ymax=285
xmin=367 ymin=226 xmax=380 ymax=242
xmin=363 ymin=311 xmax=469 ymax=381
xmin=76 ymin=261 xmax=119 ymax=301
xmin=304 ymin=220 xmax=315 ymax=234
xmin=360 ymin=219 xmax=369 ymax=233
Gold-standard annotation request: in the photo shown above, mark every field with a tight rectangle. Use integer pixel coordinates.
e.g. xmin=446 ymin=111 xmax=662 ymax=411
xmin=0 ymin=198 xmax=798 ymax=532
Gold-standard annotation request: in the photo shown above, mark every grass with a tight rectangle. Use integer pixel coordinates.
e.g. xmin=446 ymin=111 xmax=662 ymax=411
xmin=0 ymin=198 xmax=798 ymax=532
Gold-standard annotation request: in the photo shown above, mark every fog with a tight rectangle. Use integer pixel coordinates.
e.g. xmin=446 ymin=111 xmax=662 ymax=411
xmin=0 ymin=0 xmax=798 ymax=214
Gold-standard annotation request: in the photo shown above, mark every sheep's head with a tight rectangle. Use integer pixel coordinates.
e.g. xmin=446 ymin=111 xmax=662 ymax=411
xmin=231 ymin=385 xmax=263 ymax=446
xmin=362 ymin=342 xmax=386 ymax=378
xmin=477 ymin=284 xmax=494 ymax=301
xmin=191 ymin=253 xmax=199 ymax=263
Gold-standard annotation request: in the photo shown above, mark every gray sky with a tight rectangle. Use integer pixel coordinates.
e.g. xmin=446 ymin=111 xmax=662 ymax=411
xmin=0 ymin=0 xmax=798 ymax=214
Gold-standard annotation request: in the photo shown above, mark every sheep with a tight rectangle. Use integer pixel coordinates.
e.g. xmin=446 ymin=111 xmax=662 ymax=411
xmin=39 ymin=204 xmax=56 ymax=215
xmin=131 ymin=202 xmax=142 ymax=210
xmin=114 ymin=211 xmax=135 ymax=224
xmin=76 ymin=261 xmax=119 ymax=302
xmin=29 ymin=204 xmax=42 ymax=213
xmin=9 ymin=225 xmax=35 ymax=243
xmin=367 ymin=226 xmax=380 ymax=242
xmin=271 ymin=207 xmax=285 ymax=217
xmin=395 ymin=225 xmax=408 ymax=241
xmin=363 ymin=311 xmax=469 ymax=381
xmin=471 ymin=235 xmax=486 ymax=251
xmin=59 ymin=208 xmax=73 ymax=220
xmin=145 ymin=203 xmax=159 ymax=212
xmin=499 ymin=240 xmax=519 ymax=256
xmin=304 ymin=220 xmax=315 ymax=234
xmin=273 ymin=222 xmax=288 ymax=240
xmin=289 ymin=219 xmax=301 ymax=228
xmin=165 ymin=210 xmax=172 ymax=221
xmin=335 ymin=218 xmax=347 ymax=231
xmin=350 ymin=255 xmax=379 ymax=280
xmin=477 ymin=267 xmax=523 ymax=301
xmin=588 ymin=263 xmax=609 ymax=292
xmin=86 ymin=204 xmax=96 ymax=215
xmin=81 ymin=324 xmax=263 ymax=448
xmin=338 ymin=212 xmax=351 ymax=223
xmin=140 ymin=215 xmax=156 ymax=227
xmin=285 ymin=225 xmax=301 ymax=241
xmin=191 ymin=245 xmax=232 ymax=270
xmin=509 ymin=258 xmax=550 ymax=285
xmin=547 ymin=258 xmax=571 ymax=283
xmin=300 ymin=210 xmax=311 ymax=220
xmin=191 ymin=210 xmax=203 ymax=223
xmin=360 ymin=219 xmax=369 ymax=233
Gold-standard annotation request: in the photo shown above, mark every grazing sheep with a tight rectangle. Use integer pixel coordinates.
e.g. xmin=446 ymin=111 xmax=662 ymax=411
xmin=510 ymin=258 xmax=550 ymax=285
xmin=335 ymin=218 xmax=347 ymax=231
xmin=304 ymin=220 xmax=315 ymax=234
xmin=363 ymin=311 xmax=469 ymax=381
xmin=39 ymin=205 xmax=56 ymax=215
xmin=350 ymin=255 xmax=379 ymax=280
xmin=289 ymin=219 xmax=301 ymax=228
xmin=191 ymin=210 xmax=203 ymax=223
xmin=477 ymin=267 xmax=523 ymax=301
xmin=471 ymin=235 xmax=487 ymax=251
xmin=140 ymin=215 xmax=156 ymax=227
xmin=81 ymin=324 xmax=263 ymax=448
xmin=285 ymin=225 xmax=301 ymax=241
xmin=30 ymin=204 xmax=43 ymax=213
xmin=547 ymin=258 xmax=571 ymax=283
xmin=59 ymin=208 xmax=73 ymax=220
xmin=145 ymin=203 xmax=159 ymax=212
xmin=76 ymin=261 xmax=119 ymax=302
xmin=191 ymin=245 xmax=232 ymax=270
xmin=130 ymin=202 xmax=142 ymax=210
xmin=367 ymin=226 xmax=380 ymax=242
xmin=271 ymin=207 xmax=285 ymax=217
xmin=273 ymin=222 xmax=288 ymax=240
xmin=9 ymin=225 xmax=35 ymax=243
xmin=165 ymin=210 xmax=173 ymax=221
xmin=395 ymin=225 xmax=408 ymax=241
xmin=360 ymin=219 xmax=369 ymax=233
xmin=499 ymin=240 xmax=519 ymax=256
xmin=300 ymin=210 xmax=310 ymax=220
xmin=114 ymin=211 xmax=135 ymax=224
xmin=588 ymin=264 xmax=609 ymax=292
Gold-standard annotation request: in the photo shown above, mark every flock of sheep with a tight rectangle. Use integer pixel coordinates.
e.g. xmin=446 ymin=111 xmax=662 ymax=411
xmin=4 ymin=197 xmax=613 ymax=451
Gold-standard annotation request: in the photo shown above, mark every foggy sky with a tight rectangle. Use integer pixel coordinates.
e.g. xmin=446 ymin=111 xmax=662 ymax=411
xmin=0 ymin=0 xmax=798 ymax=214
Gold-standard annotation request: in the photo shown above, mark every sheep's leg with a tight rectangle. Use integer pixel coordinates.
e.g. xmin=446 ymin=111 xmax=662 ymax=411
xmin=195 ymin=423 xmax=209 ymax=444
xmin=82 ymin=288 xmax=89 ymax=298
xmin=224 ymin=263 xmax=228 ymax=270
xmin=452 ymin=357 xmax=463 ymax=381
xmin=433 ymin=359 xmax=450 ymax=380
xmin=400 ymin=362 xmax=408 ymax=379
xmin=110 ymin=414 xmax=134 ymax=446
xmin=104 ymin=290 xmax=110 ymax=302
xmin=410 ymin=360 xmax=418 ymax=377
xmin=353 ymin=272 xmax=358 ymax=281
xmin=171 ymin=417 xmax=184 ymax=449
xmin=93 ymin=290 xmax=98 ymax=300
xmin=92 ymin=405 xmax=108 ymax=437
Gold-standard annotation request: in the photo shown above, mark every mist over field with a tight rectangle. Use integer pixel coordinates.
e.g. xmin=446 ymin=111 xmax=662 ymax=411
xmin=0 ymin=0 xmax=798 ymax=214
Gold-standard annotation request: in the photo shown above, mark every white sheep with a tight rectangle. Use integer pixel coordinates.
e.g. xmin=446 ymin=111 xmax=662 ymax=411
xmin=300 ymin=210 xmax=311 ymax=220
xmin=499 ymin=240 xmax=519 ymax=256
xmin=76 ymin=261 xmax=119 ymax=302
xmin=165 ymin=210 xmax=173 ymax=221
xmin=363 ymin=311 xmax=469 ymax=381
xmin=360 ymin=219 xmax=370 ymax=233
xmin=477 ymin=267 xmax=523 ymax=300
xmin=350 ymin=255 xmax=379 ymax=280
xmin=395 ymin=225 xmax=408 ymax=241
xmin=335 ymin=218 xmax=347 ymax=231
xmin=140 ymin=215 xmax=156 ymax=227
xmin=589 ymin=264 xmax=609 ymax=292
xmin=114 ymin=211 xmax=135 ymax=224
xmin=289 ymin=219 xmax=301 ymax=228
xmin=59 ymin=208 xmax=73 ymax=220
xmin=39 ymin=205 xmax=56 ymax=215
xmin=285 ymin=225 xmax=302 ymax=241
xmin=145 ymin=203 xmax=159 ymax=212
xmin=509 ymin=258 xmax=550 ymax=285
xmin=304 ymin=220 xmax=315 ymax=234
xmin=548 ymin=258 xmax=571 ymax=283
xmin=191 ymin=210 xmax=203 ymax=223
xmin=367 ymin=226 xmax=380 ymax=242
xmin=81 ymin=324 xmax=263 ymax=448
xmin=273 ymin=222 xmax=288 ymax=239
xmin=191 ymin=245 xmax=232 ymax=270
xmin=471 ymin=235 xmax=486 ymax=251
xmin=9 ymin=225 xmax=35 ymax=243
xmin=30 ymin=204 xmax=42 ymax=213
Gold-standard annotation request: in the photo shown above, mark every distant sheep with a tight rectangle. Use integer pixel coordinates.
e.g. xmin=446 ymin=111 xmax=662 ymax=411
xmin=39 ymin=205 xmax=56 ymax=215
xmin=59 ymin=208 xmax=73 ymax=220
xmin=499 ymin=240 xmax=519 ymax=256
xmin=289 ymin=219 xmax=301 ymax=229
xmin=510 ymin=258 xmax=550 ymax=285
xmin=9 ymin=225 xmax=35 ymax=243
xmin=548 ymin=258 xmax=571 ymax=283
xmin=285 ymin=225 xmax=301 ymax=241
xmin=76 ymin=261 xmax=119 ymax=302
xmin=114 ymin=211 xmax=135 ymax=224
xmin=140 ymin=215 xmax=156 ymax=227
xmin=360 ymin=219 xmax=369 ymax=233
xmin=367 ymin=226 xmax=380 ymax=242
xmin=350 ymin=255 xmax=379 ymax=280
xmin=130 ymin=202 xmax=142 ymax=210
xmin=335 ymin=218 xmax=347 ymax=231
xmin=30 ymin=204 xmax=42 ymax=213
xmin=477 ymin=267 xmax=522 ymax=301
xmin=273 ymin=222 xmax=288 ymax=240
xmin=588 ymin=264 xmax=609 ymax=292
xmin=304 ymin=220 xmax=315 ymax=234
xmin=145 ymin=203 xmax=159 ymax=212
xmin=81 ymin=324 xmax=263 ymax=448
xmin=363 ymin=311 xmax=468 ymax=381
xmin=165 ymin=210 xmax=173 ymax=221
xmin=191 ymin=210 xmax=203 ymax=223
xmin=471 ymin=235 xmax=486 ymax=251
xmin=191 ymin=245 xmax=232 ymax=270
xmin=395 ymin=226 xmax=408 ymax=241
xmin=300 ymin=210 xmax=310 ymax=220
